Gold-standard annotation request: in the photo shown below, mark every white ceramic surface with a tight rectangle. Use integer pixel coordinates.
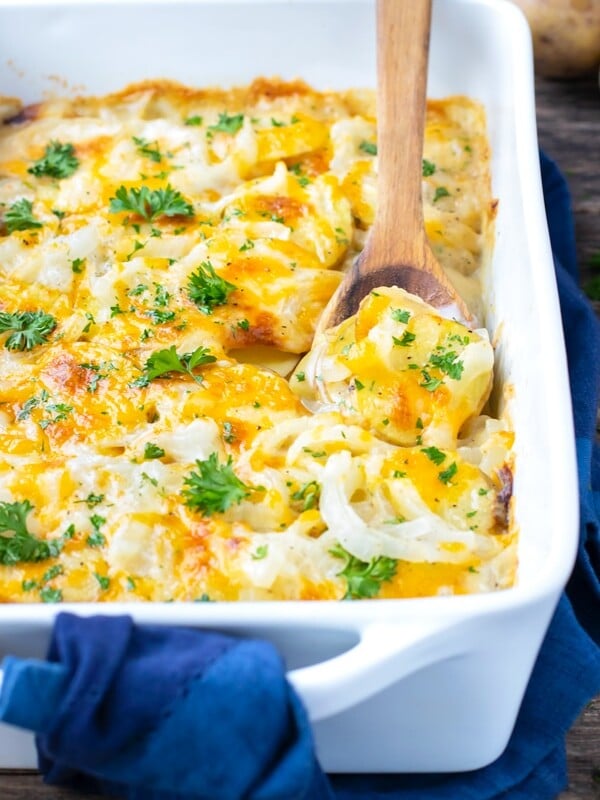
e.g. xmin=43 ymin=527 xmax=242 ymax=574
xmin=0 ymin=0 xmax=579 ymax=772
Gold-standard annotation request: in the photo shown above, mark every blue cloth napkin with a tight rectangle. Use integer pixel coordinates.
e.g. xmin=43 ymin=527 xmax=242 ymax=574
xmin=0 ymin=153 xmax=599 ymax=800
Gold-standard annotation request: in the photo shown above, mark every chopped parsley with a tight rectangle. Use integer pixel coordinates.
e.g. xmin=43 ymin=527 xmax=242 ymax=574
xmin=359 ymin=140 xmax=377 ymax=156
xmin=86 ymin=514 xmax=106 ymax=548
xmin=82 ymin=312 xmax=95 ymax=333
xmin=335 ymin=226 xmax=349 ymax=246
xmin=182 ymin=452 xmax=251 ymax=516
xmin=208 ymin=112 xmax=244 ymax=135
xmin=78 ymin=493 xmax=104 ymax=508
xmin=185 ymin=115 xmax=203 ymax=126
xmin=433 ymin=186 xmax=450 ymax=203
xmin=428 ymin=348 xmax=464 ymax=381
xmin=146 ymin=309 xmax=176 ymax=325
xmin=71 ymin=257 xmax=85 ymax=274
xmin=42 ymin=565 xmax=63 ymax=584
xmin=132 ymin=136 xmax=163 ymax=163
xmin=79 ymin=361 xmax=115 ymax=393
xmin=295 ymin=372 xmax=305 ymax=382
xmin=38 ymin=402 xmax=73 ymax=429
xmin=126 ymin=239 xmax=145 ymax=260
xmin=40 ymin=586 xmax=63 ymax=603
xmin=237 ymin=318 xmax=250 ymax=331
xmin=109 ymin=184 xmax=194 ymax=221
xmin=422 ymin=159 xmax=436 ymax=177
xmin=239 ymin=239 xmax=254 ymax=252
xmin=0 ymin=310 xmax=56 ymax=351
xmin=291 ymin=480 xmax=321 ymax=511
xmin=16 ymin=390 xmax=48 ymax=421
xmin=419 ymin=370 xmax=443 ymax=392
xmin=421 ymin=446 xmax=446 ymax=465
xmin=16 ymin=389 xmax=73 ymax=429
xmin=187 ymin=260 xmax=237 ymax=314
xmin=438 ymin=462 xmax=458 ymax=484
xmin=289 ymin=163 xmax=310 ymax=187
xmin=223 ymin=421 xmax=235 ymax=443
xmin=128 ymin=284 xmax=148 ymax=297
xmin=302 ymin=448 xmax=327 ymax=458
xmin=330 ymin=543 xmax=397 ymax=599
xmin=94 ymin=573 xmax=110 ymax=591
xmin=4 ymin=198 xmax=43 ymax=233
xmin=28 ymin=141 xmax=79 ymax=179
xmin=251 ymin=544 xmax=269 ymax=560
xmin=393 ymin=331 xmax=416 ymax=347
xmin=144 ymin=442 xmax=165 ymax=460
xmin=391 ymin=308 xmax=411 ymax=323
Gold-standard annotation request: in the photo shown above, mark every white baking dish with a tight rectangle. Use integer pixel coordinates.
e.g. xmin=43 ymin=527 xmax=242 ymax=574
xmin=0 ymin=0 xmax=579 ymax=773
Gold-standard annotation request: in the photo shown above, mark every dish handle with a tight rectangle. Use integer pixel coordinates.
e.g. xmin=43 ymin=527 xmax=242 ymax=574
xmin=287 ymin=620 xmax=465 ymax=722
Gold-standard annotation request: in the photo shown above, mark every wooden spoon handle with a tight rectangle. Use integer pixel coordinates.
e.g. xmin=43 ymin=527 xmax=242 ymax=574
xmin=365 ymin=0 xmax=432 ymax=272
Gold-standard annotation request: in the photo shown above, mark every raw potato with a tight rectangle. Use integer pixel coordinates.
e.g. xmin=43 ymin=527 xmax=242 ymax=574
xmin=509 ymin=0 xmax=600 ymax=78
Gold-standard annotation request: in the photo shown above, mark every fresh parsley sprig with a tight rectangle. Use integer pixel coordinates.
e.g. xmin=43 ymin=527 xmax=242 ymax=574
xmin=187 ymin=261 xmax=237 ymax=314
xmin=135 ymin=345 xmax=217 ymax=386
xmin=28 ymin=141 xmax=79 ymax=179
xmin=109 ymin=185 xmax=194 ymax=222
xmin=182 ymin=452 xmax=251 ymax=516
xmin=0 ymin=310 xmax=56 ymax=351
xmin=330 ymin=543 xmax=397 ymax=599
xmin=0 ymin=500 xmax=70 ymax=565
xmin=4 ymin=199 xmax=43 ymax=233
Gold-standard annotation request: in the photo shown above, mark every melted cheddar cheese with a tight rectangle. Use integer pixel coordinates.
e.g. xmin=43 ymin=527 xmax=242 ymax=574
xmin=0 ymin=79 xmax=513 ymax=603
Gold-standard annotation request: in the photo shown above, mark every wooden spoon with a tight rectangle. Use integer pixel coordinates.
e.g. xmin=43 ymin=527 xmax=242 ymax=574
xmin=318 ymin=0 xmax=472 ymax=331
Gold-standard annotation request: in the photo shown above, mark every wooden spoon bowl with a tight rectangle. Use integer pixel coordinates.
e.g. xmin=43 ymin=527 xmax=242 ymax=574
xmin=319 ymin=0 xmax=472 ymax=332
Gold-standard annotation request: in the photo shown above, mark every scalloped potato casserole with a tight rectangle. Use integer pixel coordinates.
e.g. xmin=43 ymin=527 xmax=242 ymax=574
xmin=0 ymin=78 xmax=514 ymax=602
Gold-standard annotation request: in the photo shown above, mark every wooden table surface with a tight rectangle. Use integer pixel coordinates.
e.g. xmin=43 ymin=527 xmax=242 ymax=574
xmin=1 ymin=75 xmax=599 ymax=800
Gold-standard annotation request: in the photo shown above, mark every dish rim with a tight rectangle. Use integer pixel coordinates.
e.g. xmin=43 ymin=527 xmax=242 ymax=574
xmin=0 ymin=0 xmax=579 ymax=625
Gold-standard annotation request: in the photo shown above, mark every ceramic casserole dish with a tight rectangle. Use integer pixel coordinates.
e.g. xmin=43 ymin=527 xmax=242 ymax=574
xmin=0 ymin=0 xmax=579 ymax=772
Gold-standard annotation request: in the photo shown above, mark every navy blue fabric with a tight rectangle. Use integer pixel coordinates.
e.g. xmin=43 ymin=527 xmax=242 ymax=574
xmin=0 ymin=153 xmax=597 ymax=800
xmin=32 ymin=613 xmax=331 ymax=800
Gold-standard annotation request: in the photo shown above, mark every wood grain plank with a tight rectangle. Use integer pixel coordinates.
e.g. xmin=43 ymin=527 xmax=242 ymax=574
xmin=535 ymin=75 xmax=600 ymax=294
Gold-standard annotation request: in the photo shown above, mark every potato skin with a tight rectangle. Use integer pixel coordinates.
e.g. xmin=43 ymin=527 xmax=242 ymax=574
xmin=510 ymin=0 xmax=600 ymax=78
